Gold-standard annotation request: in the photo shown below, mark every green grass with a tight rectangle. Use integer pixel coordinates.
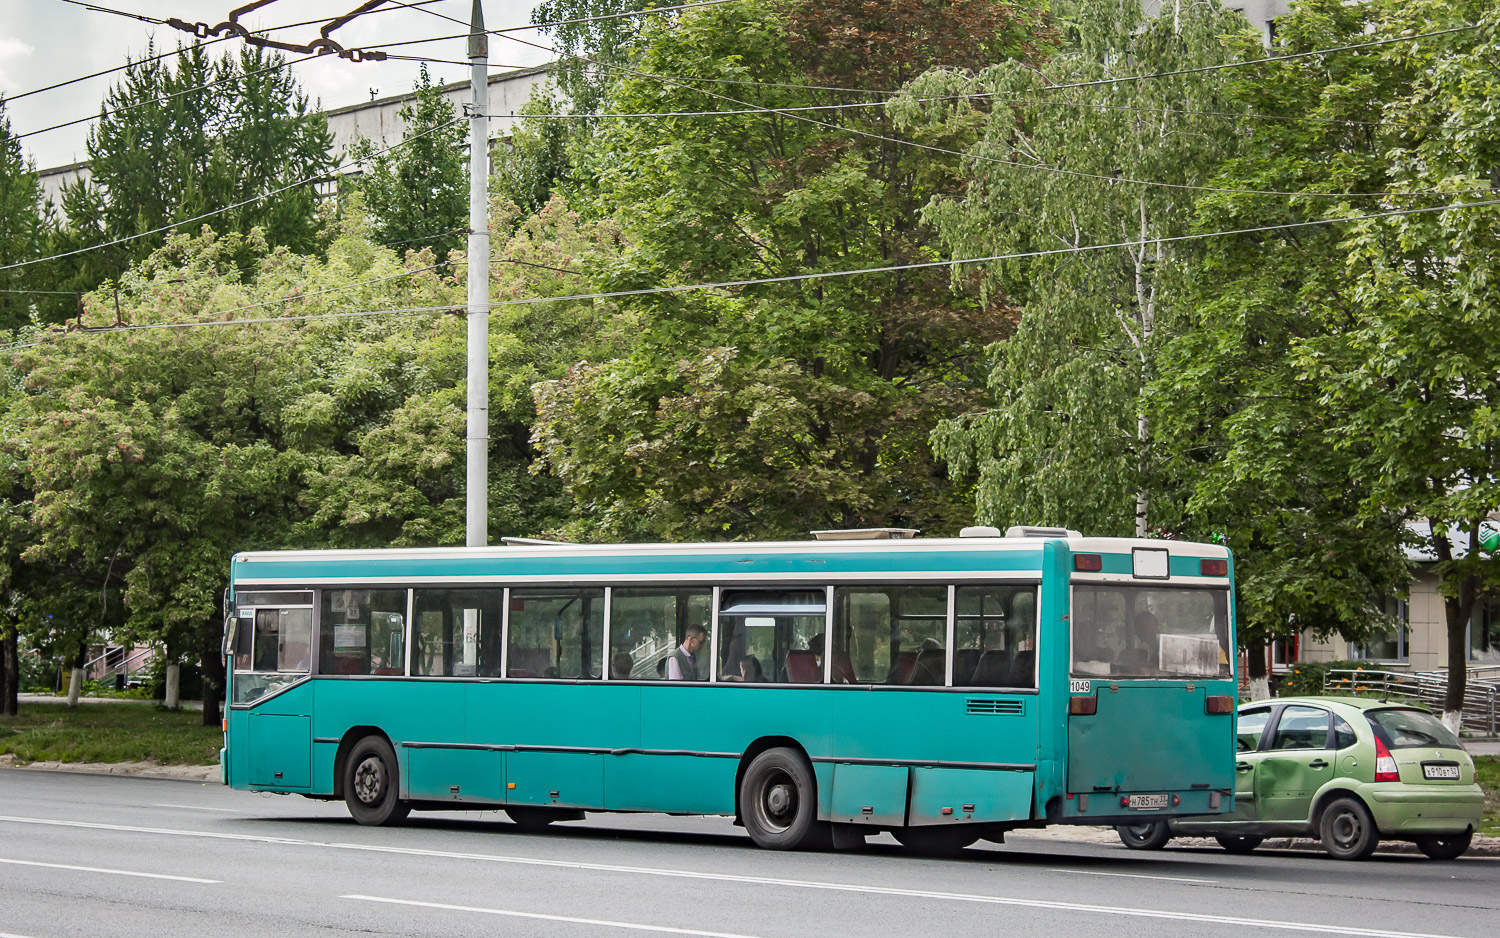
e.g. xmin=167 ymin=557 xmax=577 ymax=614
xmin=0 ymin=702 xmax=221 ymax=766
xmin=1476 ymin=756 xmax=1500 ymax=837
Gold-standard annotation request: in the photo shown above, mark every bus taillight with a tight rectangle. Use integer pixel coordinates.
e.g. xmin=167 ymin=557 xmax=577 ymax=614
xmin=1200 ymin=558 xmax=1228 ymax=576
xmin=1205 ymin=696 xmax=1233 ymax=714
xmin=1069 ymin=696 xmax=1097 ymax=715
xmin=1073 ymin=554 xmax=1102 ymax=572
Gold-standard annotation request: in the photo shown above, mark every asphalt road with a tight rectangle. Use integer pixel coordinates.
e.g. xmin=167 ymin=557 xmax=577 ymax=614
xmin=2 ymin=768 xmax=1497 ymax=938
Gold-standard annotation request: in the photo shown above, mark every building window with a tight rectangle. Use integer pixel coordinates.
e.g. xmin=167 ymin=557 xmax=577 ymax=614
xmin=1471 ymin=599 xmax=1500 ymax=663
xmin=1350 ymin=598 xmax=1408 ymax=661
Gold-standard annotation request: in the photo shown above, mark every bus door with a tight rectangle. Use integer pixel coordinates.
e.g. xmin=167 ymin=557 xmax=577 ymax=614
xmin=1065 ymin=573 xmax=1235 ymax=808
xmin=225 ymin=591 xmax=315 ymax=790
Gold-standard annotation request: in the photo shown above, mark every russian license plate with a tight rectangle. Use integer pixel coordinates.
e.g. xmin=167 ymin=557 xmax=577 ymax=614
xmin=1126 ymin=793 xmax=1170 ymax=810
xmin=1423 ymin=763 xmax=1461 ymax=780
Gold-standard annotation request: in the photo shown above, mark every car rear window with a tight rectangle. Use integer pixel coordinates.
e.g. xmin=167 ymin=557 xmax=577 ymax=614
xmin=1366 ymin=708 xmax=1462 ymax=750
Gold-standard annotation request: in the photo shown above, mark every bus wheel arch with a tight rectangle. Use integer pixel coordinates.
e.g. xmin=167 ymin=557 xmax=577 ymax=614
xmin=735 ymin=738 xmax=825 ymax=850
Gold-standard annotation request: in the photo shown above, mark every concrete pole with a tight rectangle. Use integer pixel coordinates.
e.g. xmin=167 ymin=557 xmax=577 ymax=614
xmin=466 ymin=0 xmax=490 ymax=547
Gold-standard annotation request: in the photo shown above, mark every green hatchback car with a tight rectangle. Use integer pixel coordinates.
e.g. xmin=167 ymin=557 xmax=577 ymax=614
xmin=1117 ymin=696 xmax=1485 ymax=860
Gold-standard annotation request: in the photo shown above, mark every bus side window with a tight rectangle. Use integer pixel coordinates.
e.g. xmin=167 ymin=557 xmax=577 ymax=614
xmin=412 ymin=588 xmax=504 ymax=677
xmin=718 ymin=589 xmax=826 ymax=684
xmin=318 ymin=589 xmax=407 ymax=676
xmin=955 ymin=585 xmax=1036 ymax=688
xmin=832 ymin=586 xmax=946 ymax=685
xmin=508 ymin=588 xmax=603 ymax=680
xmin=611 ymin=588 xmax=711 ymax=680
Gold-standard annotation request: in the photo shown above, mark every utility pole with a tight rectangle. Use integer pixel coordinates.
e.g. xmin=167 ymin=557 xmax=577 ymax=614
xmin=465 ymin=0 xmax=490 ymax=548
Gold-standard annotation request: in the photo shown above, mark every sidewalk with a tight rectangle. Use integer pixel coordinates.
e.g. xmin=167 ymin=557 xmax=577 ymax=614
xmin=16 ymin=693 xmax=203 ymax=710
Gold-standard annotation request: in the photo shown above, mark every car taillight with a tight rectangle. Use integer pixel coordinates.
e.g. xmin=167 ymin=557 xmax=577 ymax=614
xmin=1374 ymin=734 xmax=1399 ymax=782
xmin=1073 ymin=553 xmax=1102 ymax=572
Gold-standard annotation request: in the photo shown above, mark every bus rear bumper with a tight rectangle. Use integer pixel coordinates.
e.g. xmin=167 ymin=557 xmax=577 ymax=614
xmin=1051 ymin=789 xmax=1232 ymax=824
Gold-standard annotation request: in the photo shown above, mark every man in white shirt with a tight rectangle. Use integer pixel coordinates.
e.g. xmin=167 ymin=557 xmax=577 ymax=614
xmin=666 ymin=625 xmax=708 ymax=681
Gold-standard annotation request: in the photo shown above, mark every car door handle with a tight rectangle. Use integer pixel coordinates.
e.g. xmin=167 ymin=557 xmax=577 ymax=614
xmin=1236 ymin=762 xmax=1253 ymax=772
xmin=1308 ymin=760 xmax=1329 ymax=769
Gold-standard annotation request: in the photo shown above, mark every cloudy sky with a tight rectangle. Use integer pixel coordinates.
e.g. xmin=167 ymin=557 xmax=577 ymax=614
xmin=0 ymin=0 xmax=553 ymax=170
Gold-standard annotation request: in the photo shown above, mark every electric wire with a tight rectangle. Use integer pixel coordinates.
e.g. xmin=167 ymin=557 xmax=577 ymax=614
xmin=494 ymin=31 xmax=1484 ymax=200
xmin=8 ymin=193 xmax=1499 ymax=354
xmin=0 ymin=116 xmax=465 ymax=273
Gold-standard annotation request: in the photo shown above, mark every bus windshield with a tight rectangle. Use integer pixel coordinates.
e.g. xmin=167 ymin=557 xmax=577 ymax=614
xmin=1071 ymin=584 xmax=1230 ymax=679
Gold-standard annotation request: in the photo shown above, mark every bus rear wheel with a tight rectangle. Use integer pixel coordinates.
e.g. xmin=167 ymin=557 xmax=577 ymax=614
xmin=344 ymin=736 xmax=410 ymax=827
xmin=740 ymin=748 xmax=821 ymax=850
xmin=507 ymin=807 xmax=559 ymax=832
xmin=1215 ymin=835 xmax=1263 ymax=854
xmin=893 ymin=826 xmax=979 ymax=855
xmin=1116 ymin=821 xmax=1171 ymax=850
xmin=1415 ymin=831 xmax=1471 ymax=860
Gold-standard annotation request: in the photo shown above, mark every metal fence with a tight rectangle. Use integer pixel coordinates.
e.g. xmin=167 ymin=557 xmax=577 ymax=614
xmin=1323 ymin=667 xmax=1499 ymax=736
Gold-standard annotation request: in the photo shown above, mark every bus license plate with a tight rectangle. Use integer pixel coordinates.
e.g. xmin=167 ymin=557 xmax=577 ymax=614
xmin=1127 ymin=794 xmax=1170 ymax=810
xmin=1423 ymin=764 xmax=1460 ymax=780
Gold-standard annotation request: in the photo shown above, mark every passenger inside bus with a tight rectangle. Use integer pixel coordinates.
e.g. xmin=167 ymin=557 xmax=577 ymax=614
xmin=665 ymin=625 xmax=707 ymax=680
xmin=612 ymin=652 xmax=634 ymax=680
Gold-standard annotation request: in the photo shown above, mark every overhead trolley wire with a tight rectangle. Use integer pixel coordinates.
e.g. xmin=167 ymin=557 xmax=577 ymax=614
xmin=491 ymin=31 xmax=1487 ymax=200
xmin=0 ymin=116 xmax=465 ymax=273
xmin=8 ymin=193 xmax=1500 ymax=354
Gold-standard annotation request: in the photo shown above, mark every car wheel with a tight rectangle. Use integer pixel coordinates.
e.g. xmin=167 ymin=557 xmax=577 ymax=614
xmin=343 ymin=736 xmax=410 ymax=827
xmin=740 ymin=747 xmax=821 ymax=850
xmin=1116 ymin=821 xmax=1172 ymax=850
xmin=893 ymin=826 xmax=979 ymax=856
xmin=1415 ymin=831 xmax=1472 ymax=860
xmin=1215 ymin=834 xmax=1263 ymax=854
xmin=1319 ymin=796 xmax=1378 ymax=860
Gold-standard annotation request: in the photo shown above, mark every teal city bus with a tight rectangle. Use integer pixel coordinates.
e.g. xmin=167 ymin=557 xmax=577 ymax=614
xmin=221 ymin=527 xmax=1238 ymax=851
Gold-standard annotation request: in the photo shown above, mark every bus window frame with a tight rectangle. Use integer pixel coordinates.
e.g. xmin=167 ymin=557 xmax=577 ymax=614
xmin=228 ymin=595 xmax=315 ymax=707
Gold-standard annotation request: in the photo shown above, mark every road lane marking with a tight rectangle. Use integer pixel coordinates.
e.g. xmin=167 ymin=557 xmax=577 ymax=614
xmin=1047 ymin=868 xmax=1216 ymax=884
xmin=0 ymin=932 xmax=41 ymax=938
xmin=345 ymin=895 xmax=765 ymax=938
xmin=0 ymin=815 xmax=1472 ymax=938
xmin=0 ymin=857 xmax=220 ymax=883
xmin=151 ymin=804 xmax=241 ymax=813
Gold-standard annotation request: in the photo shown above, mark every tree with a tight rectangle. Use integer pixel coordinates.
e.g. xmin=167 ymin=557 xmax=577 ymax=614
xmin=347 ymin=65 xmax=469 ymax=259
xmin=913 ymin=0 xmax=1254 ymax=538
xmin=531 ymin=0 xmax=1044 ymax=541
xmin=1158 ymin=0 xmax=1500 ymax=714
xmin=0 ymin=97 xmax=54 ymax=332
xmin=51 ymin=43 xmax=334 ymax=307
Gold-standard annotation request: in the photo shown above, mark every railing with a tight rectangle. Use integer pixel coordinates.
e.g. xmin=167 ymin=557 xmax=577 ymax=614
xmin=1323 ymin=667 xmax=1500 ymax=736
xmin=84 ymin=645 xmax=156 ymax=688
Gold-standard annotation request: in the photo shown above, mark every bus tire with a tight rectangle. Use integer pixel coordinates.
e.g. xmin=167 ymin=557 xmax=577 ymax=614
xmin=1116 ymin=821 xmax=1171 ymax=850
xmin=893 ymin=826 xmax=979 ymax=855
xmin=1415 ymin=831 xmax=1471 ymax=860
xmin=506 ymin=807 xmax=558 ymax=832
xmin=344 ymin=736 xmax=410 ymax=827
xmin=740 ymin=747 xmax=820 ymax=850
xmin=1319 ymin=796 xmax=1378 ymax=860
xmin=1215 ymin=835 xmax=1263 ymax=854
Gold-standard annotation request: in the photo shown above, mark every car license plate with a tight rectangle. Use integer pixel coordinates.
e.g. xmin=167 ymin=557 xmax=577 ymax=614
xmin=1423 ymin=763 xmax=1460 ymax=780
xmin=1127 ymin=793 xmax=1170 ymax=810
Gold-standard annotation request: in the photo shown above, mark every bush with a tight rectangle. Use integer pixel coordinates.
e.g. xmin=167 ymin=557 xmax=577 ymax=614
xmin=1280 ymin=660 xmax=1367 ymax=697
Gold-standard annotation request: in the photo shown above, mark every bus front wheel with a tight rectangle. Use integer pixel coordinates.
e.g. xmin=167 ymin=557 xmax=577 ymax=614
xmin=344 ymin=736 xmax=410 ymax=827
xmin=740 ymin=748 xmax=821 ymax=850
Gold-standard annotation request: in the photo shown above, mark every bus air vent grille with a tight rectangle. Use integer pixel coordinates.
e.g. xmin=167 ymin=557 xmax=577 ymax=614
xmin=966 ymin=698 xmax=1024 ymax=715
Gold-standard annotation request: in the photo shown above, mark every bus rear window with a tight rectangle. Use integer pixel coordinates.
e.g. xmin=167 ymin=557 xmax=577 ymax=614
xmin=1071 ymin=585 xmax=1230 ymax=680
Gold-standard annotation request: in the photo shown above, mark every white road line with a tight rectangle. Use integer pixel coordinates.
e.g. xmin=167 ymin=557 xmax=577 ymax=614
xmin=346 ymin=895 xmax=765 ymax=938
xmin=0 ymin=815 xmax=1471 ymax=938
xmin=0 ymin=857 xmax=220 ymax=883
xmin=1048 ymin=868 xmax=1216 ymax=885
xmin=0 ymin=932 xmax=41 ymax=938
xmin=151 ymin=804 xmax=240 ymax=813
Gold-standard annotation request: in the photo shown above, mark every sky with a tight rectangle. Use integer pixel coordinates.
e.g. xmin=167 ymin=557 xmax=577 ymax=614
xmin=0 ymin=0 xmax=554 ymax=170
